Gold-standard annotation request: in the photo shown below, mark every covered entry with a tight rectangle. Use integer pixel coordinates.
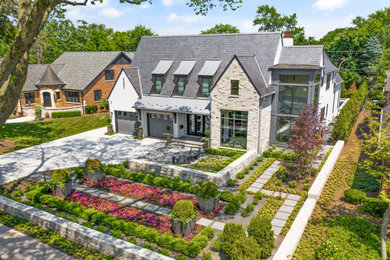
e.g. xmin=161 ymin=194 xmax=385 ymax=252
xmin=115 ymin=111 xmax=137 ymax=134
xmin=147 ymin=113 xmax=173 ymax=138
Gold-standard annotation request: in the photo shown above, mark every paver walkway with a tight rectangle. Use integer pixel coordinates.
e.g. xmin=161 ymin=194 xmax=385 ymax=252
xmin=5 ymin=115 xmax=34 ymax=124
xmin=0 ymin=223 xmax=75 ymax=260
xmin=74 ymin=185 xmax=172 ymax=215
xmin=246 ymin=160 xmax=282 ymax=193
xmin=271 ymin=194 xmax=300 ymax=236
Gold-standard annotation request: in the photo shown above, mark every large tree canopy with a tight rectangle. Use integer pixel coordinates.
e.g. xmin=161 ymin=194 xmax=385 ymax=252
xmin=201 ymin=23 xmax=240 ymax=34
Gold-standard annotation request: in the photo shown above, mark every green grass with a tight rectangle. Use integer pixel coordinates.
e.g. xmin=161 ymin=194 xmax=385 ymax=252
xmin=0 ymin=114 xmax=109 ymax=153
xmin=351 ymin=168 xmax=380 ymax=192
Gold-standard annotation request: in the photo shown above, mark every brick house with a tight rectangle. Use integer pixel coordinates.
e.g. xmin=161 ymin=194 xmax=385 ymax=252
xmin=109 ymin=33 xmax=343 ymax=152
xmin=18 ymin=51 xmax=134 ymax=116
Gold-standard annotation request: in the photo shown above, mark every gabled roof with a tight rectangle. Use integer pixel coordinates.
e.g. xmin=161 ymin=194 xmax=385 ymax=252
xmin=53 ymin=51 xmax=134 ymax=90
xmin=36 ymin=65 xmax=66 ymax=86
xmin=22 ymin=64 xmax=65 ymax=91
xmin=278 ymin=46 xmax=323 ymax=67
xmin=324 ymin=53 xmax=338 ymax=74
xmin=132 ymin=32 xmax=282 ymax=98
xmin=123 ymin=67 xmax=142 ymax=97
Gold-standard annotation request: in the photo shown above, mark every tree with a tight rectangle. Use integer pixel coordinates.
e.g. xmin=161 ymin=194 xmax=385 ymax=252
xmin=253 ymin=4 xmax=306 ymax=44
xmin=0 ymin=0 xmax=238 ymax=128
xmin=348 ymin=80 xmax=357 ymax=96
xmin=360 ymin=114 xmax=390 ymax=260
xmin=201 ymin=23 xmax=240 ymax=34
xmin=289 ymin=104 xmax=325 ymax=175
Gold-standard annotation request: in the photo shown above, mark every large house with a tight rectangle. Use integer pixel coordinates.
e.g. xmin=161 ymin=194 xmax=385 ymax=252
xmin=18 ymin=51 xmax=134 ymax=116
xmin=108 ymin=32 xmax=343 ymax=152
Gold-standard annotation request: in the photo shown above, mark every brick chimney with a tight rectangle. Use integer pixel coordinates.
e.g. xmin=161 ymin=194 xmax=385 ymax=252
xmin=283 ymin=30 xmax=293 ymax=47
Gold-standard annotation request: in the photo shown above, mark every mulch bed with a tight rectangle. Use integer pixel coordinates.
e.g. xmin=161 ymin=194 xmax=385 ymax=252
xmin=0 ymin=139 xmax=17 ymax=154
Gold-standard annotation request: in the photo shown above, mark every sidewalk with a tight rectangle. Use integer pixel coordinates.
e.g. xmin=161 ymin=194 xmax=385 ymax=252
xmin=5 ymin=115 xmax=34 ymax=124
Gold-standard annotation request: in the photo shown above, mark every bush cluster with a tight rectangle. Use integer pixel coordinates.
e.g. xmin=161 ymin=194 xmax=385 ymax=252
xmin=344 ymin=189 xmax=366 ymax=204
xmin=238 ymin=158 xmax=275 ymax=192
xmin=220 ymin=191 xmax=234 ymax=202
xmin=224 ymin=193 xmax=246 ymax=215
xmin=85 ymin=105 xmax=98 ymax=114
xmin=51 ymin=110 xmax=81 ymax=118
xmin=247 ymin=215 xmax=274 ymax=258
xmin=204 ymin=148 xmax=243 ymax=157
xmin=359 ymin=198 xmax=389 ymax=217
xmin=262 ymin=146 xmax=295 ymax=161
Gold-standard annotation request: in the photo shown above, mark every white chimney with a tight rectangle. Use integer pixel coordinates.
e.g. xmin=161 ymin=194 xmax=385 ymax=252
xmin=283 ymin=30 xmax=294 ymax=47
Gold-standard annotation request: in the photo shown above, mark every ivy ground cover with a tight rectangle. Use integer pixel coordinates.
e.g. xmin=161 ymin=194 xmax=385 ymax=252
xmin=66 ymin=192 xmax=171 ymax=233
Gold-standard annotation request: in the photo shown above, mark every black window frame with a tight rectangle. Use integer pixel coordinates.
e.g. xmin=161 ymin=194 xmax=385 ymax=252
xmin=56 ymin=91 xmax=61 ymax=100
xmin=198 ymin=76 xmax=212 ymax=96
xmin=94 ymin=89 xmax=102 ymax=102
xmin=105 ymin=70 xmax=115 ymax=81
xmin=65 ymin=91 xmax=80 ymax=103
xmin=231 ymin=80 xmax=239 ymax=95
xmin=152 ymin=74 xmax=164 ymax=94
xmin=326 ymin=74 xmax=331 ymax=90
xmin=174 ymin=75 xmax=187 ymax=95
xmin=24 ymin=92 xmax=35 ymax=105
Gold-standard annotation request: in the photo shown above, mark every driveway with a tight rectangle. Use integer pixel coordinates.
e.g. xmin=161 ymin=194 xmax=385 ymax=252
xmin=0 ymin=127 xmax=175 ymax=185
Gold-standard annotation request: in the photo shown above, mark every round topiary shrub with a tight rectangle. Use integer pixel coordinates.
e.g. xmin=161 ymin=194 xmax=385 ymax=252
xmin=85 ymin=158 xmax=102 ymax=172
xmin=221 ymin=190 xmax=234 ymax=202
xmin=224 ymin=202 xmax=237 ymax=215
xmin=199 ymin=182 xmax=219 ymax=199
xmin=51 ymin=169 xmax=71 ymax=184
xmin=197 ymin=182 xmax=220 ymax=212
xmin=171 ymin=200 xmax=196 ymax=236
xmin=344 ymin=189 xmax=366 ymax=204
xmin=247 ymin=215 xmax=274 ymax=258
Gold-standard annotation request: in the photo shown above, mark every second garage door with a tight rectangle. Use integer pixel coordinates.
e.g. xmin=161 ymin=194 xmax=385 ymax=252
xmin=115 ymin=111 xmax=137 ymax=134
xmin=148 ymin=113 xmax=173 ymax=138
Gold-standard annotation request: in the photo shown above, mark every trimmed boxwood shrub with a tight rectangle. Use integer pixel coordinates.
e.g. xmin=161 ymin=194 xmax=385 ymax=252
xmin=85 ymin=105 xmax=98 ymax=114
xmin=344 ymin=189 xmax=366 ymax=204
xmin=359 ymin=198 xmax=389 ymax=217
xmin=171 ymin=200 xmax=195 ymax=222
xmin=199 ymin=227 xmax=214 ymax=240
xmin=230 ymin=237 xmax=262 ymax=260
xmin=221 ymin=191 xmax=234 ymax=202
xmin=51 ymin=110 xmax=81 ymax=118
xmin=247 ymin=215 xmax=274 ymax=258
xmin=51 ymin=169 xmax=71 ymax=184
xmin=85 ymin=158 xmax=102 ymax=172
xmin=224 ymin=202 xmax=237 ymax=215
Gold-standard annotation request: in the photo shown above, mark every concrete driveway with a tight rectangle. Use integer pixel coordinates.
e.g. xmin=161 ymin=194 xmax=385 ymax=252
xmin=0 ymin=127 xmax=168 ymax=185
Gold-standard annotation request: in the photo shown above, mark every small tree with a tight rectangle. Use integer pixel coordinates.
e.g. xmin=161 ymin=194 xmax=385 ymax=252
xmin=247 ymin=215 xmax=274 ymax=258
xmin=289 ymin=104 xmax=325 ymax=175
xmin=348 ymin=80 xmax=357 ymax=96
xmin=360 ymin=114 xmax=390 ymax=260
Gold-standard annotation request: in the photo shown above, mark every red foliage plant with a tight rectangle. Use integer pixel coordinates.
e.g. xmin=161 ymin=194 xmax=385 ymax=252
xmin=288 ymin=104 xmax=325 ymax=175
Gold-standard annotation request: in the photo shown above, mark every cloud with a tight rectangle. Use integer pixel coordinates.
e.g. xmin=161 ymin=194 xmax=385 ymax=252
xmin=162 ymin=0 xmax=183 ymax=7
xmin=168 ymin=13 xmax=202 ymax=23
xmin=300 ymin=15 xmax=353 ymax=39
xmin=313 ymin=0 xmax=349 ymax=11
xmin=66 ymin=8 xmax=84 ymax=20
xmin=238 ymin=20 xmax=258 ymax=33
xmin=99 ymin=7 xmax=124 ymax=18
xmin=140 ymin=3 xmax=151 ymax=9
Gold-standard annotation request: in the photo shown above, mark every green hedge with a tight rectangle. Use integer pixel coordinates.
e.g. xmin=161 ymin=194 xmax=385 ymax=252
xmin=85 ymin=105 xmax=98 ymax=114
xmin=51 ymin=110 xmax=81 ymax=118
xmin=238 ymin=158 xmax=275 ymax=193
xmin=359 ymin=198 xmax=389 ymax=217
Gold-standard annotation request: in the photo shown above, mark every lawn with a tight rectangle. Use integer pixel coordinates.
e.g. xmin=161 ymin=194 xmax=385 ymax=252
xmin=0 ymin=114 xmax=109 ymax=153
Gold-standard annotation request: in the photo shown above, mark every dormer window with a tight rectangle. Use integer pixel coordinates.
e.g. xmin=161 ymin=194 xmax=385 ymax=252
xmin=200 ymin=77 xmax=212 ymax=96
xmin=155 ymin=75 xmax=163 ymax=92
xmin=152 ymin=60 xmax=174 ymax=94
xmin=176 ymin=76 xmax=186 ymax=94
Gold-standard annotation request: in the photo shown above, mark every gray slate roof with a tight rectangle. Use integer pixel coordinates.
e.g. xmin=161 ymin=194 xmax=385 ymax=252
xmin=132 ymin=33 xmax=282 ymax=98
xmin=278 ymin=46 xmax=323 ymax=66
xmin=335 ymin=72 xmax=343 ymax=85
xmin=22 ymin=64 xmax=65 ymax=91
xmin=36 ymin=65 xmax=66 ymax=86
xmin=134 ymin=96 xmax=210 ymax=115
xmin=324 ymin=54 xmax=338 ymax=74
xmin=123 ymin=67 xmax=142 ymax=97
xmin=53 ymin=51 xmax=134 ymax=90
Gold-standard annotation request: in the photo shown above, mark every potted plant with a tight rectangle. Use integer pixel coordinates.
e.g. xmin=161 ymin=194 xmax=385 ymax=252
xmin=201 ymin=129 xmax=211 ymax=148
xmin=50 ymin=169 xmax=72 ymax=198
xmin=85 ymin=158 xmax=104 ymax=184
xmin=171 ymin=200 xmax=196 ymax=236
xmin=107 ymin=118 xmax=113 ymax=134
xmin=163 ymin=125 xmax=173 ymax=144
xmin=197 ymin=182 xmax=220 ymax=213
xmin=135 ymin=121 xmax=143 ymax=138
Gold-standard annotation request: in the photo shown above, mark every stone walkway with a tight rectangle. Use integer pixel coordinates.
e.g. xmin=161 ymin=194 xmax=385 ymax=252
xmin=74 ymin=185 xmax=172 ymax=215
xmin=246 ymin=160 xmax=282 ymax=193
xmin=312 ymin=145 xmax=333 ymax=169
xmin=270 ymin=194 xmax=300 ymax=236
xmin=0 ymin=223 xmax=75 ymax=260
xmin=196 ymin=218 xmax=226 ymax=231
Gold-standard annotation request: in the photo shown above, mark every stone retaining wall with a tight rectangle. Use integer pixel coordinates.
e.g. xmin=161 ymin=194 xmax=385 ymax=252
xmin=128 ymin=150 xmax=257 ymax=187
xmin=0 ymin=195 xmax=172 ymax=260
xmin=272 ymin=141 xmax=344 ymax=260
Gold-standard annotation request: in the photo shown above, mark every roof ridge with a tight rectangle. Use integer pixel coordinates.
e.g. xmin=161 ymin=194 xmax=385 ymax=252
xmin=142 ymin=32 xmax=282 ymax=39
xmin=284 ymin=45 xmax=324 ymax=48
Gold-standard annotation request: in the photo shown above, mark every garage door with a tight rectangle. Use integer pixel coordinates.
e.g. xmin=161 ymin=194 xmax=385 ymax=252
xmin=148 ymin=113 xmax=173 ymax=138
xmin=115 ymin=111 xmax=137 ymax=134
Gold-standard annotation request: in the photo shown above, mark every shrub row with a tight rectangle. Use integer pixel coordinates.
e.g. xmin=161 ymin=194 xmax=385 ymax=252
xmin=344 ymin=188 xmax=389 ymax=217
xmin=204 ymin=148 xmax=244 ymax=158
xmin=241 ymin=193 xmax=263 ymax=217
xmin=224 ymin=192 xmax=247 ymax=215
xmin=85 ymin=105 xmax=98 ymax=114
xmin=30 ymin=189 xmax=213 ymax=257
xmin=238 ymin=158 xmax=276 ymax=193
xmin=235 ymin=156 xmax=263 ymax=179
xmin=51 ymin=110 xmax=81 ymax=118
xmin=262 ymin=146 xmax=295 ymax=162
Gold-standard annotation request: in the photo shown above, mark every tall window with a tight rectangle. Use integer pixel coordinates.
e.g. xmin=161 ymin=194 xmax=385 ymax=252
xmin=56 ymin=91 xmax=61 ymax=100
xmin=231 ymin=80 xmax=239 ymax=95
xmin=24 ymin=92 xmax=35 ymax=104
xmin=200 ymin=77 xmax=211 ymax=95
xmin=155 ymin=75 xmax=163 ymax=92
xmin=280 ymin=75 xmax=309 ymax=84
xmin=176 ymin=76 xmax=186 ymax=94
xmin=105 ymin=70 xmax=115 ymax=81
xmin=221 ymin=110 xmax=248 ymax=149
xmin=65 ymin=91 xmax=80 ymax=103
xmin=94 ymin=90 xmax=102 ymax=102
xmin=326 ymin=74 xmax=331 ymax=90
xmin=314 ymin=85 xmax=319 ymax=105
xmin=278 ymin=85 xmax=308 ymax=115
xmin=276 ymin=116 xmax=293 ymax=143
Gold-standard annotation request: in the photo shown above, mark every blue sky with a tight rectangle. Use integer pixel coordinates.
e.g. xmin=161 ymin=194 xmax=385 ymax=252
xmin=65 ymin=0 xmax=389 ymax=39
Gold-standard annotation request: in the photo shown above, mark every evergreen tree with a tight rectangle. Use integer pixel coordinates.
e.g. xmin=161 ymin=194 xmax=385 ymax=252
xmin=363 ymin=35 xmax=383 ymax=71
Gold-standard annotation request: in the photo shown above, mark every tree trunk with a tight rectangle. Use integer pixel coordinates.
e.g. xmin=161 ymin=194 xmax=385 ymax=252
xmin=381 ymin=206 xmax=390 ymax=260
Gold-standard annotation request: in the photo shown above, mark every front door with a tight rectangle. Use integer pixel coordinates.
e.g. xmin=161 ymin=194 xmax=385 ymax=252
xmin=42 ymin=92 xmax=52 ymax=107
xmin=188 ymin=114 xmax=205 ymax=136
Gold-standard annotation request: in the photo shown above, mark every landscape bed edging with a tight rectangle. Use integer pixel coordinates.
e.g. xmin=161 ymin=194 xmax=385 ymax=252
xmin=0 ymin=195 xmax=173 ymax=260
xmin=272 ymin=141 xmax=344 ymax=260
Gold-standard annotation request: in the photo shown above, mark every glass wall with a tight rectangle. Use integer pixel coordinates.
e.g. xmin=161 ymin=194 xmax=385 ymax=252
xmin=278 ymin=85 xmax=308 ymax=115
xmin=221 ymin=110 xmax=248 ymax=149
xmin=276 ymin=116 xmax=293 ymax=143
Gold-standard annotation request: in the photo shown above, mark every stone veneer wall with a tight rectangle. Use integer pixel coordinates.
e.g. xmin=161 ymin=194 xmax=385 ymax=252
xmin=0 ymin=195 xmax=172 ymax=260
xmin=128 ymin=150 xmax=257 ymax=187
xmin=258 ymin=95 xmax=272 ymax=153
xmin=210 ymin=58 xmax=261 ymax=151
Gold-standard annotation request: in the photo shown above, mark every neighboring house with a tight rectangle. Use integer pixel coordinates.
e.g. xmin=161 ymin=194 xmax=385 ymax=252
xmin=18 ymin=51 xmax=134 ymax=116
xmin=109 ymin=32 xmax=343 ymax=153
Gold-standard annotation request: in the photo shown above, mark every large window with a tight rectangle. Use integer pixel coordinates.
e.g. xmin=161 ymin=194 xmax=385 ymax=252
xmin=280 ymin=75 xmax=309 ymax=84
xmin=65 ymin=91 xmax=80 ymax=103
xmin=326 ymin=74 xmax=331 ymax=90
xmin=200 ymin=77 xmax=211 ymax=95
xmin=24 ymin=92 xmax=35 ymax=104
xmin=154 ymin=75 xmax=163 ymax=92
xmin=276 ymin=116 xmax=293 ymax=143
xmin=221 ymin=110 xmax=248 ymax=149
xmin=278 ymin=85 xmax=308 ymax=115
xmin=105 ymin=70 xmax=115 ymax=81
xmin=176 ymin=76 xmax=186 ymax=94
xmin=94 ymin=90 xmax=102 ymax=102
xmin=231 ymin=80 xmax=239 ymax=95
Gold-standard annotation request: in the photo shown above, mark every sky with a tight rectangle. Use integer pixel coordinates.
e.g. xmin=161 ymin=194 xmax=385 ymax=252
xmin=65 ymin=0 xmax=390 ymax=39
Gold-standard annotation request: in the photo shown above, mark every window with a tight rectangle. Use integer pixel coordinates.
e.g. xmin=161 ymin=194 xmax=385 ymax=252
xmin=94 ymin=90 xmax=102 ymax=102
xmin=221 ymin=110 xmax=248 ymax=149
xmin=315 ymin=74 xmax=321 ymax=83
xmin=276 ymin=116 xmax=293 ymax=143
xmin=56 ymin=91 xmax=61 ymax=100
xmin=105 ymin=70 xmax=115 ymax=81
xmin=326 ymin=74 xmax=331 ymax=90
xmin=154 ymin=75 xmax=163 ymax=92
xmin=280 ymin=75 xmax=309 ymax=84
xmin=278 ymin=85 xmax=308 ymax=115
xmin=321 ymin=76 xmax=324 ymax=86
xmin=176 ymin=76 xmax=186 ymax=94
xmin=314 ymin=85 xmax=319 ymax=105
xmin=65 ymin=91 xmax=80 ymax=103
xmin=231 ymin=80 xmax=239 ymax=95
xmin=24 ymin=92 xmax=35 ymax=104
xmin=200 ymin=77 xmax=211 ymax=95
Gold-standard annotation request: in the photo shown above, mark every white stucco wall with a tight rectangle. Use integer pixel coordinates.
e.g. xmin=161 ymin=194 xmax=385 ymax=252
xmin=108 ymin=71 xmax=140 ymax=132
xmin=319 ymin=73 xmax=340 ymax=125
